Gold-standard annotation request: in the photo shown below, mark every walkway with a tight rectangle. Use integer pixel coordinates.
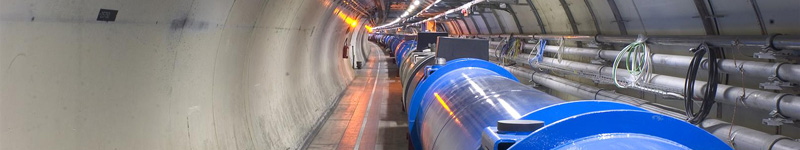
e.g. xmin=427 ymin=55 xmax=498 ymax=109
xmin=306 ymin=42 xmax=408 ymax=150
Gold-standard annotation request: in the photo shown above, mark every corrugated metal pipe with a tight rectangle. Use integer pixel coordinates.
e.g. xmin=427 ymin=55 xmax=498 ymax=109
xmin=488 ymin=49 xmax=800 ymax=120
xmin=501 ymin=65 xmax=800 ymax=150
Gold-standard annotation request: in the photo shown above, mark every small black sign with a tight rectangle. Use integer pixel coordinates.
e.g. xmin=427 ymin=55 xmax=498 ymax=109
xmin=97 ymin=9 xmax=118 ymax=21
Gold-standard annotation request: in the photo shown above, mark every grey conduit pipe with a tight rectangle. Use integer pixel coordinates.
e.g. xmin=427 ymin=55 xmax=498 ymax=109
xmin=536 ymin=35 xmax=800 ymax=50
xmin=489 ymin=41 xmax=800 ymax=84
xmin=477 ymin=34 xmax=800 ymax=50
xmin=488 ymin=49 xmax=800 ymax=120
xmin=501 ymin=65 xmax=800 ymax=150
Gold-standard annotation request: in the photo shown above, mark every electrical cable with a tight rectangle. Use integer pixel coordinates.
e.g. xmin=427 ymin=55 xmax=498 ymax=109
xmin=684 ymin=42 xmax=721 ymax=124
xmin=611 ymin=34 xmax=652 ymax=88
xmin=607 ymin=35 xmax=682 ymax=100
xmin=501 ymin=37 xmax=523 ymax=65
xmin=499 ymin=37 xmax=511 ymax=64
xmin=528 ymin=39 xmax=547 ymax=66
xmin=557 ymin=37 xmax=565 ymax=63
xmin=494 ymin=37 xmax=508 ymax=58
xmin=504 ymin=37 xmax=514 ymax=54
xmin=527 ymin=39 xmax=547 ymax=72
xmin=509 ymin=38 xmax=518 ymax=59
xmin=514 ymin=39 xmax=525 ymax=59
xmin=501 ymin=37 xmax=513 ymax=64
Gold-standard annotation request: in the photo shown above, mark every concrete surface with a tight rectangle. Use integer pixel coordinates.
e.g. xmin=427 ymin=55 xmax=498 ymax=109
xmin=306 ymin=43 xmax=408 ymax=150
xmin=1 ymin=0 xmax=359 ymax=149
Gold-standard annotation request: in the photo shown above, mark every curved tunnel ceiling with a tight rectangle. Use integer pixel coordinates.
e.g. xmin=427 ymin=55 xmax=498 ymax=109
xmin=1 ymin=0 xmax=799 ymax=149
xmin=374 ymin=0 xmax=799 ymax=36
xmin=366 ymin=0 xmax=800 ymax=145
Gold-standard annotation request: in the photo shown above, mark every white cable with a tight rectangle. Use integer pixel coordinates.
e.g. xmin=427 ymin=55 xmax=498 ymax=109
xmin=557 ymin=37 xmax=565 ymax=63
xmin=612 ymin=34 xmax=652 ymax=88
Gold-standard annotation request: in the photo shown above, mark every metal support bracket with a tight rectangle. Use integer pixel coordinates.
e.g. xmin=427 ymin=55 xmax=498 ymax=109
xmin=759 ymin=79 xmax=798 ymax=91
xmin=763 ymin=110 xmax=795 ymax=126
xmin=754 ymin=34 xmax=800 ymax=62
xmin=590 ymin=51 xmax=607 ymax=65
xmin=753 ymin=51 xmax=800 ymax=62
xmin=753 ymin=51 xmax=777 ymax=59
xmin=528 ymin=82 xmax=539 ymax=88
xmin=760 ymin=72 xmax=799 ymax=91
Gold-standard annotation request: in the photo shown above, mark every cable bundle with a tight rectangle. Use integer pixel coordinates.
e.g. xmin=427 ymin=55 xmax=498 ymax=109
xmin=557 ymin=37 xmax=565 ymax=63
xmin=684 ymin=43 xmax=720 ymax=124
xmin=500 ymin=37 xmax=524 ymax=65
xmin=528 ymin=39 xmax=547 ymax=67
xmin=494 ymin=37 xmax=508 ymax=58
xmin=608 ymin=35 xmax=685 ymax=100
xmin=611 ymin=34 xmax=653 ymax=88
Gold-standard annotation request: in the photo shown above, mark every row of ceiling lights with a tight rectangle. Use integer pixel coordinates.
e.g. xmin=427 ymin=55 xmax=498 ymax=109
xmin=372 ymin=0 xmax=431 ymax=30
xmin=408 ymin=0 xmax=484 ymax=28
xmin=372 ymin=0 xmax=486 ymax=31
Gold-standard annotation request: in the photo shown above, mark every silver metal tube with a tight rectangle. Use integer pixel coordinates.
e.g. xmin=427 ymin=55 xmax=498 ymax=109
xmin=774 ymin=35 xmax=800 ymax=50
xmin=488 ymin=41 xmax=800 ymax=84
xmin=503 ymin=66 xmax=686 ymax=119
xmin=528 ymin=34 xmax=800 ymax=50
xmin=780 ymin=97 xmax=800 ymax=120
xmin=701 ymin=119 xmax=800 ymax=150
xmin=483 ymin=34 xmax=800 ymax=50
xmin=502 ymin=65 xmax=800 ymax=150
xmin=416 ymin=67 xmax=562 ymax=150
xmin=488 ymin=49 xmax=800 ymax=119
xmin=777 ymin=64 xmax=800 ymax=87
xmin=774 ymin=139 xmax=800 ymax=150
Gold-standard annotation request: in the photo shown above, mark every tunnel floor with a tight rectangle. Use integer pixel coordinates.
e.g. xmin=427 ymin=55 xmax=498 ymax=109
xmin=306 ymin=43 xmax=408 ymax=150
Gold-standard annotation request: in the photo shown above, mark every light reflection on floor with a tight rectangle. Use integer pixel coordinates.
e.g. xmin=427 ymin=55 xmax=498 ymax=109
xmin=307 ymin=43 xmax=409 ymax=150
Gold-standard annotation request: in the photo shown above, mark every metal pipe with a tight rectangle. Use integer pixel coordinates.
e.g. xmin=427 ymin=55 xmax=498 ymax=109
xmin=415 ymin=65 xmax=563 ymax=150
xmin=476 ymin=34 xmax=800 ymax=50
xmin=504 ymin=66 xmax=687 ymax=119
xmin=489 ymin=49 xmax=800 ymax=120
xmin=489 ymin=41 xmax=800 ymax=84
xmin=502 ymin=65 xmax=800 ymax=150
xmin=701 ymin=119 xmax=800 ymax=150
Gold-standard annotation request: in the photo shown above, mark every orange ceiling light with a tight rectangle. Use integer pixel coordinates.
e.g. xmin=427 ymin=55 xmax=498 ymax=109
xmin=346 ymin=17 xmax=357 ymax=27
xmin=426 ymin=20 xmax=436 ymax=32
xmin=336 ymin=8 xmax=358 ymax=28
xmin=364 ymin=25 xmax=373 ymax=33
xmin=338 ymin=11 xmax=347 ymax=19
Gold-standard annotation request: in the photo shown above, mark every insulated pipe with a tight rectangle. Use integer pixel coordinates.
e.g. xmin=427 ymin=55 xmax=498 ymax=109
xmin=489 ymin=41 xmax=800 ymax=84
xmin=505 ymin=66 xmax=687 ymax=119
xmin=477 ymin=34 xmax=800 ymax=50
xmin=414 ymin=67 xmax=562 ymax=150
xmin=489 ymin=49 xmax=800 ymax=120
xmin=502 ymin=65 xmax=800 ymax=150
xmin=407 ymin=59 xmax=729 ymax=150
xmin=400 ymin=54 xmax=434 ymax=109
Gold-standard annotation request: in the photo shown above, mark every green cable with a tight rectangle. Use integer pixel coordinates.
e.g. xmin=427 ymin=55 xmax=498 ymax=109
xmin=612 ymin=35 xmax=652 ymax=88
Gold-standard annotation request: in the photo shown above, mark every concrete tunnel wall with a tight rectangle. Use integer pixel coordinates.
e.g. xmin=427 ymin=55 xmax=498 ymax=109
xmin=1 ymin=0 xmax=362 ymax=149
